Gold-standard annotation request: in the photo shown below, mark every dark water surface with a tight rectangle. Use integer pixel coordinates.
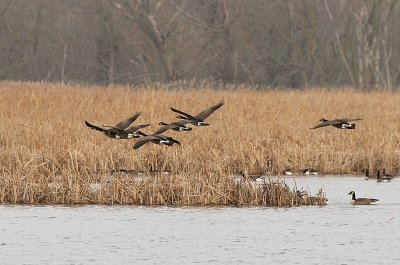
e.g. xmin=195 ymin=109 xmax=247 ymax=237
xmin=0 ymin=176 xmax=399 ymax=264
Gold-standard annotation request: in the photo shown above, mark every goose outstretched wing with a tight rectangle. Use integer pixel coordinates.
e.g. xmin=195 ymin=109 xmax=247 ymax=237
xmin=114 ymin=112 xmax=141 ymax=130
xmin=195 ymin=101 xmax=224 ymax=120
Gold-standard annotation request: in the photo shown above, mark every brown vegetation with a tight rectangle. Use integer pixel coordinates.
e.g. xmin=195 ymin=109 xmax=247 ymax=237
xmin=5 ymin=81 xmax=400 ymax=205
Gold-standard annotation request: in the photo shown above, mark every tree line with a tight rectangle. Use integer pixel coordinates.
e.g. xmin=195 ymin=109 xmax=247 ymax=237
xmin=0 ymin=0 xmax=399 ymax=89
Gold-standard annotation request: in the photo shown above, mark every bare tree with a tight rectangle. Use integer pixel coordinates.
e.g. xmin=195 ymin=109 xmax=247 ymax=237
xmin=95 ymin=1 xmax=121 ymax=85
xmin=0 ymin=0 xmax=399 ymax=88
xmin=113 ymin=0 xmax=175 ymax=81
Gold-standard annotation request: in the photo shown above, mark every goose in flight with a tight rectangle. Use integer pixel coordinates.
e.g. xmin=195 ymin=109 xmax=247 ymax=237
xmin=85 ymin=112 xmax=150 ymax=139
xmin=156 ymin=120 xmax=192 ymax=134
xmin=170 ymin=101 xmax=224 ymax=126
xmin=133 ymin=131 xmax=180 ymax=150
xmin=310 ymin=118 xmax=362 ymax=129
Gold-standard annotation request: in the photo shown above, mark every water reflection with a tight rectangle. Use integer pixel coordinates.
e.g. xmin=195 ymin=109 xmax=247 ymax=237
xmin=0 ymin=176 xmax=399 ymax=264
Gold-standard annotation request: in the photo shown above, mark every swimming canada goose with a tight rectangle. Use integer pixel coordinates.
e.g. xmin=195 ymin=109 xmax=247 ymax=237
xmin=170 ymin=101 xmax=224 ymax=126
xmin=363 ymin=169 xmax=368 ymax=180
xmin=377 ymin=169 xmax=392 ymax=182
xmin=381 ymin=169 xmax=393 ymax=179
xmin=363 ymin=168 xmax=383 ymax=181
xmin=85 ymin=113 xmax=150 ymax=139
xmin=133 ymin=131 xmax=180 ymax=150
xmin=240 ymin=170 xmax=265 ymax=181
xmin=348 ymin=191 xmax=378 ymax=205
xmin=282 ymin=168 xmax=319 ymax=175
xmin=282 ymin=169 xmax=295 ymax=175
xmin=310 ymin=118 xmax=362 ymax=129
xmin=156 ymin=120 xmax=192 ymax=134
xmin=303 ymin=168 xmax=319 ymax=175
xmin=363 ymin=168 xmax=372 ymax=180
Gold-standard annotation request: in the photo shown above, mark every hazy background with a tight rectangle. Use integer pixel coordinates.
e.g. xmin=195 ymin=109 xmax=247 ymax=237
xmin=0 ymin=0 xmax=399 ymax=89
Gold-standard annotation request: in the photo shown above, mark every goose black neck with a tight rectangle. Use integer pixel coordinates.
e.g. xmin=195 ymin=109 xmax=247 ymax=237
xmin=137 ymin=131 xmax=147 ymax=136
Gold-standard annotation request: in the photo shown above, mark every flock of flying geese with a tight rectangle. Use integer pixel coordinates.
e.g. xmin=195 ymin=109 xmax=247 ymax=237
xmin=85 ymin=106 xmax=387 ymax=206
xmin=85 ymin=101 xmax=224 ymax=150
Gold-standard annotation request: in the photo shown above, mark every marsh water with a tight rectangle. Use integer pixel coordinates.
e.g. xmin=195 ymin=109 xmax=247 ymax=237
xmin=1 ymin=176 xmax=399 ymax=265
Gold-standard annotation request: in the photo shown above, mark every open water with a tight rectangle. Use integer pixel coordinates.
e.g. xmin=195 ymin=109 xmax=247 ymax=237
xmin=0 ymin=176 xmax=399 ymax=264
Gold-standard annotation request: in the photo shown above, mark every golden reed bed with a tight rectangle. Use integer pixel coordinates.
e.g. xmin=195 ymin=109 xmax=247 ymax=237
xmin=2 ymin=81 xmax=398 ymax=206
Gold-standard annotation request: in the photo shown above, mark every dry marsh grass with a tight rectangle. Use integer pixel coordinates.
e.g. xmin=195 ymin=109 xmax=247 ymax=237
xmin=2 ymin=81 xmax=399 ymax=206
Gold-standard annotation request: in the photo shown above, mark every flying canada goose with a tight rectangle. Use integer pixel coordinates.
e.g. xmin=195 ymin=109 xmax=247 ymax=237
xmin=170 ymin=101 xmax=224 ymax=126
xmin=156 ymin=120 xmax=192 ymax=134
xmin=310 ymin=118 xmax=362 ymax=129
xmin=348 ymin=191 xmax=378 ymax=205
xmin=377 ymin=169 xmax=392 ymax=182
xmin=133 ymin=131 xmax=180 ymax=150
xmin=85 ymin=112 xmax=150 ymax=139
